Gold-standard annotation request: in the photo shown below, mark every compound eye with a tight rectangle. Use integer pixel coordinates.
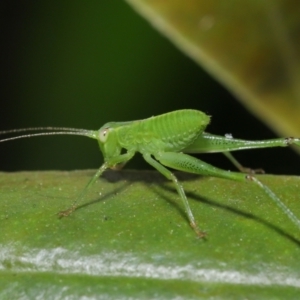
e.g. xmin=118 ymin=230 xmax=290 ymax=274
xmin=99 ymin=127 xmax=110 ymax=142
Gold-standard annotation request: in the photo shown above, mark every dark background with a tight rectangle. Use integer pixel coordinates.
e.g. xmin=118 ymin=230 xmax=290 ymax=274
xmin=1 ymin=1 xmax=300 ymax=174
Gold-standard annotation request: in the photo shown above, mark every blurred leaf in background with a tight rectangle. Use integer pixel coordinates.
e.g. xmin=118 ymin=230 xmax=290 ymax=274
xmin=126 ymin=0 xmax=300 ymax=136
xmin=1 ymin=1 xmax=300 ymax=174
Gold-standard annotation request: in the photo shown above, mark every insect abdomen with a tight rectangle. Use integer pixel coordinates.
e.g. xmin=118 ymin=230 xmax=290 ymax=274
xmin=139 ymin=110 xmax=210 ymax=152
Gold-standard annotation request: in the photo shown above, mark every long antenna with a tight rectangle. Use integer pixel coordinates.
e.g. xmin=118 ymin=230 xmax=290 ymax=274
xmin=0 ymin=127 xmax=92 ymax=135
xmin=0 ymin=130 xmax=98 ymax=143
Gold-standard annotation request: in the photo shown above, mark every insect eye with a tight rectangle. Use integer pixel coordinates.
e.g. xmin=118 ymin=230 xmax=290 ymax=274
xmin=99 ymin=127 xmax=110 ymax=142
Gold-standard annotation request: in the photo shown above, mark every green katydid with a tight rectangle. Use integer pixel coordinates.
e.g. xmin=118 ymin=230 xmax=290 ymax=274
xmin=1 ymin=109 xmax=300 ymax=237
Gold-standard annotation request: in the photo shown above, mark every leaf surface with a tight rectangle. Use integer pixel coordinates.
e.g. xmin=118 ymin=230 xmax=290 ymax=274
xmin=1 ymin=170 xmax=300 ymax=298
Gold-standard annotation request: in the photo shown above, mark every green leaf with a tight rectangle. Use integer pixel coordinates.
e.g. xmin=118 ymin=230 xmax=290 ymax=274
xmin=125 ymin=0 xmax=300 ymax=137
xmin=1 ymin=170 xmax=300 ymax=298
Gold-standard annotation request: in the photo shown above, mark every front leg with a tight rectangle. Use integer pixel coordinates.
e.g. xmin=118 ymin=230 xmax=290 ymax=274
xmin=59 ymin=150 xmax=135 ymax=217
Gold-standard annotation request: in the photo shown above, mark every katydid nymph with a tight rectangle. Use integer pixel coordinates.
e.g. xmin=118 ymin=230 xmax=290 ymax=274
xmin=1 ymin=109 xmax=300 ymax=237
